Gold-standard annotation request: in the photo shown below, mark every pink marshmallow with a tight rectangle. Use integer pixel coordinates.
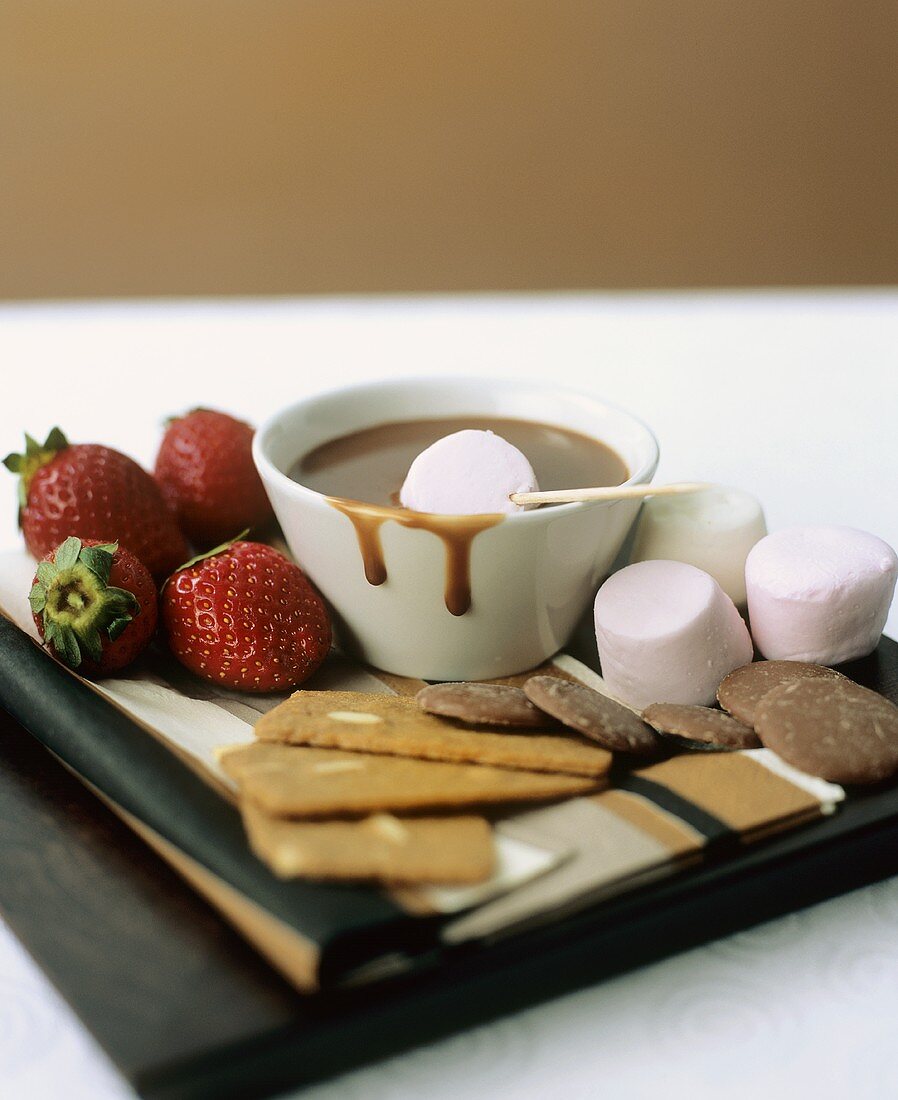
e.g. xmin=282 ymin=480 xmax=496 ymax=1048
xmin=594 ymin=560 xmax=754 ymax=710
xmin=399 ymin=429 xmax=538 ymax=515
xmin=745 ymin=525 xmax=897 ymax=664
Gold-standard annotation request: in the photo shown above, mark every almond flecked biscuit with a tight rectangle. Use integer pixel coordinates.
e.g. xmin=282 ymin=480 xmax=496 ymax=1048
xmin=241 ymin=803 xmax=495 ymax=883
xmin=254 ymin=690 xmax=613 ymax=778
xmin=221 ymin=742 xmax=600 ymax=816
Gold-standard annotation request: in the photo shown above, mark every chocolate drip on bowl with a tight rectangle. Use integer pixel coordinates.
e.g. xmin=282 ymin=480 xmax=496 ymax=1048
xmin=326 ymin=497 xmax=502 ymax=616
xmin=326 ymin=499 xmax=389 ymax=586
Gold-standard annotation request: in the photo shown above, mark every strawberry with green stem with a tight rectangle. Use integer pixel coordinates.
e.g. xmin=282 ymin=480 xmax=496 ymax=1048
xmin=30 ymin=536 xmax=158 ymax=676
xmin=5 ymin=428 xmax=68 ymax=514
xmin=4 ymin=427 xmax=188 ymax=580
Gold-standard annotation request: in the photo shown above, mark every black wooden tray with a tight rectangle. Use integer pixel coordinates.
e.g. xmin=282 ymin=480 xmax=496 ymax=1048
xmin=2 ymin=626 xmax=898 ymax=1100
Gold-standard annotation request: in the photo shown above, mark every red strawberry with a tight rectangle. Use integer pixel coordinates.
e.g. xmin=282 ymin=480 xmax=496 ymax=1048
xmin=30 ymin=537 xmax=158 ymax=677
xmin=162 ymin=540 xmax=331 ymax=692
xmin=154 ymin=408 xmax=273 ymax=549
xmin=4 ymin=428 xmax=188 ymax=580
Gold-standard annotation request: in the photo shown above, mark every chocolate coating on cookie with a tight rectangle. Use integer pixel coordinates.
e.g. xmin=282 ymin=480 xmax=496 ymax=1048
xmin=416 ymin=682 xmax=551 ymax=728
xmin=523 ymin=675 xmax=660 ymax=755
xmin=754 ymin=678 xmax=898 ymax=785
xmin=642 ymin=703 xmax=760 ymax=751
xmin=717 ymin=660 xmax=847 ymax=726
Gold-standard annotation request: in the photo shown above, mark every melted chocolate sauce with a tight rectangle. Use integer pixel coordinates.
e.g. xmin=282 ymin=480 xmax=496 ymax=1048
xmin=292 ymin=416 xmax=627 ymax=616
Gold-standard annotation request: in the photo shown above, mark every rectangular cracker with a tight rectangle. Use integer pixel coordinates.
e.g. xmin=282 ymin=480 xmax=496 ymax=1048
xmin=221 ymin=742 xmax=599 ymax=817
xmin=254 ymin=690 xmax=612 ymax=778
xmin=241 ymin=803 xmax=495 ymax=884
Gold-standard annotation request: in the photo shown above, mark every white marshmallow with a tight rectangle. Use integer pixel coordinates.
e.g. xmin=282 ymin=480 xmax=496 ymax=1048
xmin=594 ymin=560 xmax=754 ymax=710
xmin=745 ymin=525 xmax=897 ymax=665
xmin=630 ymin=485 xmax=766 ymax=606
xmin=399 ymin=429 xmax=538 ymax=515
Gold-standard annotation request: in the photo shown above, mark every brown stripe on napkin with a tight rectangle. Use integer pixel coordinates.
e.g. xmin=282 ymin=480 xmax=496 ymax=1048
xmin=594 ymin=789 xmax=701 ymax=856
xmin=442 ymin=748 xmax=838 ymax=944
xmin=612 ymin=772 xmax=735 ymax=847
xmin=632 ymin=753 xmax=821 ymax=835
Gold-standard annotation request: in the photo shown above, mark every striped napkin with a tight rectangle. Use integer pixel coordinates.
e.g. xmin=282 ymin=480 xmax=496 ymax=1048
xmin=0 ymin=548 xmax=844 ymax=959
xmin=358 ymin=653 xmax=843 ymax=940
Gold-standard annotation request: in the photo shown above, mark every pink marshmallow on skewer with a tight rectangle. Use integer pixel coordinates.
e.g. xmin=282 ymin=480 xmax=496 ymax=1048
xmin=400 ymin=429 xmax=539 ymax=516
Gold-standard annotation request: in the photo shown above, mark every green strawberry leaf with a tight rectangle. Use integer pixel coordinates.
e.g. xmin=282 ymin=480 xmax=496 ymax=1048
xmin=107 ymin=616 xmax=133 ymax=641
xmin=79 ymin=625 xmax=104 ymax=663
xmin=28 ymin=583 xmax=46 ymax=614
xmin=104 ymin=586 xmax=140 ymax=614
xmin=43 ymin=427 xmax=68 ymax=452
xmin=37 ymin=561 xmax=58 ymax=587
xmin=54 ymin=536 xmax=82 ymax=572
xmin=164 ymin=529 xmax=250 ymax=586
xmin=53 ymin=626 xmax=82 ymax=669
xmin=80 ymin=544 xmax=115 ymax=585
xmin=5 ymin=429 xmax=70 ymax=530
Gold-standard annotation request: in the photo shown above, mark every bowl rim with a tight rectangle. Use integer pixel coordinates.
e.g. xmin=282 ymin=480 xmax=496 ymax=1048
xmin=252 ymin=375 xmax=660 ymax=523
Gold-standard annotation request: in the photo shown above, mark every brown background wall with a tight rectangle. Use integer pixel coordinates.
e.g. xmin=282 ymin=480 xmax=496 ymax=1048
xmin=2 ymin=1 xmax=897 ymax=299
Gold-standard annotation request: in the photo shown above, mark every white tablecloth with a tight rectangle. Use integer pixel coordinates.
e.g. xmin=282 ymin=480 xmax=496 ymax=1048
xmin=1 ymin=291 xmax=896 ymax=1099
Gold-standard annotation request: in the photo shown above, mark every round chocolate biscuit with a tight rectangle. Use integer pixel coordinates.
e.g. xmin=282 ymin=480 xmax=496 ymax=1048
xmin=754 ymin=678 xmax=898 ymax=785
xmin=415 ymin=683 xmax=551 ymax=728
xmin=642 ymin=703 xmax=761 ymax=751
xmin=717 ymin=660 xmax=847 ymax=726
xmin=523 ymin=675 xmax=660 ymax=755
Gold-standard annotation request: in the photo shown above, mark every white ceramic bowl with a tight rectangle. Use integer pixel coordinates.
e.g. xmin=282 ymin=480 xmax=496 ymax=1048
xmin=253 ymin=378 xmax=659 ymax=680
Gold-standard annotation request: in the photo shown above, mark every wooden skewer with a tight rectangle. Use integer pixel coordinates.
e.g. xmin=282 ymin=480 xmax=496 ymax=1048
xmin=510 ymin=481 xmax=711 ymax=506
